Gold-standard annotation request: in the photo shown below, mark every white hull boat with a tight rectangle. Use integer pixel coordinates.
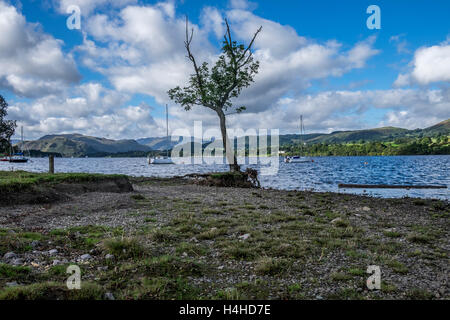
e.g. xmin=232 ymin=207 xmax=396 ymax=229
xmin=285 ymin=115 xmax=312 ymax=164
xmin=148 ymin=104 xmax=174 ymax=165
xmin=149 ymin=157 xmax=174 ymax=165
xmin=285 ymin=156 xmax=311 ymax=163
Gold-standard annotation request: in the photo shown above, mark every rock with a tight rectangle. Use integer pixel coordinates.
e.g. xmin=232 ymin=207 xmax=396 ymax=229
xmin=190 ymin=237 xmax=199 ymax=243
xmin=218 ymin=265 xmax=224 ymax=270
xmin=182 ymin=252 xmax=188 ymax=257
xmin=104 ymin=292 xmax=115 ymax=300
xmin=6 ymin=281 xmax=19 ymax=287
xmin=79 ymin=254 xmax=93 ymax=261
xmin=3 ymin=252 xmax=16 ymax=260
xmin=97 ymin=266 xmax=108 ymax=271
xmin=238 ymin=233 xmax=250 ymax=240
xmin=316 ymin=295 xmax=323 ymax=300
xmin=31 ymin=240 xmax=40 ymax=248
xmin=11 ymin=258 xmax=23 ymax=266
xmin=105 ymin=254 xmax=115 ymax=261
xmin=362 ymin=206 xmax=371 ymax=212
xmin=48 ymin=249 xmax=58 ymax=256
xmin=52 ymin=260 xmax=62 ymax=266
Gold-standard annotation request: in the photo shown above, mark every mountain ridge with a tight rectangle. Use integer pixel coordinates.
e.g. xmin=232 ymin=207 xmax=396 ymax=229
xmin=13 ymin=118 xmax=449 ymax=157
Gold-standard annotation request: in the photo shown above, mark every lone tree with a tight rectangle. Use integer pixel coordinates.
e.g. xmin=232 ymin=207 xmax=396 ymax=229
xmin=0 ymin=95 xmax=16 ymax=153
xmin=168 ymin=18 xmax=262 ymax=172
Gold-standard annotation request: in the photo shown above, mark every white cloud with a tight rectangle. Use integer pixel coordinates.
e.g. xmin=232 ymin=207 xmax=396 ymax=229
xmin=0 ymin=1 xmax=80 ymax=98
xmin=7 ymin=83 xmax=169 ymax=140
xmin=77 ymin=3 xmax=379 ymax=115
xmin=5 ymin=0 xmax=447 ymax=141
xmin=54 ymin=0 xmax=137 ymax=15
xmin=394 ymin=39 xmax=450 ymax=86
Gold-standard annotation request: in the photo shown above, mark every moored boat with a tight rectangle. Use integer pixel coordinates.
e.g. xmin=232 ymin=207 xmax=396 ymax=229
xmin=285 ymin=115 xmax=312 ymax=163
xmin=148 ymin=104 xmax=174 ymax=165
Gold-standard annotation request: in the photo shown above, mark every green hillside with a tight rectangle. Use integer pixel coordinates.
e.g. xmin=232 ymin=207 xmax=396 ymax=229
xmin=279 ymin=120 xmax=449 ymax=145
xmin=18 ymin=134 xmax=151 ymax=157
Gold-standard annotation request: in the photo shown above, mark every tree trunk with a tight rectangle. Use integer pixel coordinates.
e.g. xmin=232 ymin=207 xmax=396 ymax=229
xmin=217 ymin=110 xmax=240 ymax=172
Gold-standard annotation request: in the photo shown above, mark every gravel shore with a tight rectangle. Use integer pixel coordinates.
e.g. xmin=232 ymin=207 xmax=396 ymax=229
xmin=0 ymin=177 xmax=448 ymax=300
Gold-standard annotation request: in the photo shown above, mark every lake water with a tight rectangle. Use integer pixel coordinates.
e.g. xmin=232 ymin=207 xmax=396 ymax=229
xmin=1 ymin=155 xmax=449 ymax=200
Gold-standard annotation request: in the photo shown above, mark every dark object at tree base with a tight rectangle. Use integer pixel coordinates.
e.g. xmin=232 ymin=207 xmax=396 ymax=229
xmin=9 ymin=159 xmax=28 ymax=163
xmin=186 ymin=169 xmax=260 ymax=188
xmin=338 ymin=183 xmax=447 ymax=189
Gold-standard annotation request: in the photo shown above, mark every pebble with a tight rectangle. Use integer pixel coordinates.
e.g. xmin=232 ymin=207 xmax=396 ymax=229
xmin=52 ymin=260 xmax=62 ymax=266
xmin=238 ymin=233 xmax=250 ymax=240
xmin=48 ymin=249 xmax=58 ymax=256
xmin=331 ymin=218 xmax=343 ymax=225
xmin=6 ymin=281 xmax=19 ymax=287
xmin=105 ymin=254 xmax=115 ymax=260
xmin=11 ymin=258 xmax=23 ymax=266
xmin=79 ymin=254 xmax=93 ymax=261
xmin=104 ymin=292 xmax=115 ymax=300
xmin=31 ymin=240 xmax=40 ymax=248
xmin=3 ymin=252 xmax=17 ymax=260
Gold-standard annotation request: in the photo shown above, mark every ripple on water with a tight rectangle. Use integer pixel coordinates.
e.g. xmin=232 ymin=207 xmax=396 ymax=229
xmin=1 ymin=155 xmax=449 ymax=199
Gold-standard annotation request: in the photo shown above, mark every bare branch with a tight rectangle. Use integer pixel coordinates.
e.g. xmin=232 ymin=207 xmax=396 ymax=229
xmin=184 ymin=16 xmax=215 ymax=110
xmin=237 ymin=25 xmax=262 ymax=65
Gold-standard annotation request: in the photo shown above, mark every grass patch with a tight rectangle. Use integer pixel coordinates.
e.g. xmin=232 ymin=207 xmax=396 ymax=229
xmin=386 ymin=260 xmax=408 ymax=274
xmin=0 ymin=282 xmax=104 ymax=300
xmin=254 ymin=257 xmax=289 ymax=276
xmin=102 ymin=238 xmax=145 ymax=260
xmin=330 ymin=272 xmax=352 ymax=281
xmin=0 ymin=264 xmax=32 ymax=281
xmin=0 ymin=171 xmax=127 ymax=193
xmin=131 ymin=194 xmax=146 ymax=201
xmin=407 ymin=233 xmax=433 ymax=244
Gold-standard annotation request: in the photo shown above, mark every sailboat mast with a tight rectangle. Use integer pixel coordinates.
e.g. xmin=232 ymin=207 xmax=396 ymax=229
xmin=21 ymin=126 xmax=23 ymax=152
xmin=166 ymin=104 xmax=169 ymax=157
xmin=300 ymin=115 xmax=303 ymax=156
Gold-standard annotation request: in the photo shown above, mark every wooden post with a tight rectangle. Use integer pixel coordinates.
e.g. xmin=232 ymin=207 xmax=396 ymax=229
xmin=49 ymin=155 xmax=54 ymax=174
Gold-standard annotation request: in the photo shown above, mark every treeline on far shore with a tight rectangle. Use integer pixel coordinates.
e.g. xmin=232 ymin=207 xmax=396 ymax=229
xmin=283 ymin=135 xmax=450 ymax=156
xmin=0 ymin=149 xmax=165 ymax=158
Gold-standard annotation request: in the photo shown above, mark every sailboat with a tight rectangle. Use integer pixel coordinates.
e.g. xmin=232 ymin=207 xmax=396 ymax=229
xmin=148 ymin=104 xmax=174 ymax=165
xmin=9 ymin=127 xmax=29 ymax=163
xmin=285 ymin=115 xmax=312 ymax=163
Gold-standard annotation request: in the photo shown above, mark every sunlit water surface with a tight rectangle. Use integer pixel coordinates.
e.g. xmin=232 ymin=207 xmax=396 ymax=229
xmin=1 ymin=155 xmax=448 ymax=200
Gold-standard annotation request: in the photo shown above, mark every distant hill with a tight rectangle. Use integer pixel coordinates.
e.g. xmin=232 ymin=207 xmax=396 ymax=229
xmin=13 ymin=119 xmax=449 ymax=157
xmin=18 ymin=134 xmax=152 ymax=157
xmin=421 ymin=119 xmax=450 ymax=135
xmin=136 ymin=137 xmax=182 ymax=151
xmin=279 ymin=120 xmax=449 ymax=145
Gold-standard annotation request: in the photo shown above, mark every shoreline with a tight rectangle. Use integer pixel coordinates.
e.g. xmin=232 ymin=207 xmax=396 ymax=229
xmin=0 ymin=172 xmax=448 ymax=300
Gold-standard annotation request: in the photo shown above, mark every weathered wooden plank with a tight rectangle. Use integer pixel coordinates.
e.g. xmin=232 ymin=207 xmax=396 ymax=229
xmin=338 ymin=184 xmax=447 ymax=189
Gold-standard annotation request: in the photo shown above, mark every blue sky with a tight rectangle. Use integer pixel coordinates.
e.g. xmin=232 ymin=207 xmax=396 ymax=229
xmin=1 ymin=0 xmax=449 ymax=139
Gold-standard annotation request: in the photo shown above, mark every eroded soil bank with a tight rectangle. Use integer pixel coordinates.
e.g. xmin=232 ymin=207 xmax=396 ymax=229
xmin=0 ymin=176 xmax=448 ymax=300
